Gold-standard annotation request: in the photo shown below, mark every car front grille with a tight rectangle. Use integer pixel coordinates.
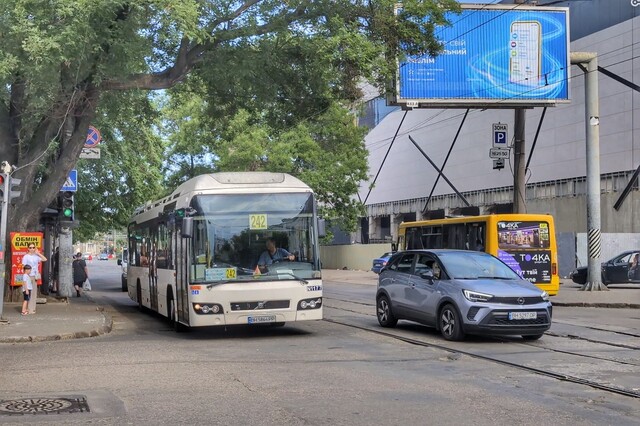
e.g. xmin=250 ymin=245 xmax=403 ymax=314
xmin=489 ymin=296 xmax=544 ymax=305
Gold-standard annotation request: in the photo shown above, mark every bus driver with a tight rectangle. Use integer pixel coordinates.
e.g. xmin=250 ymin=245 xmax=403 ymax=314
xmin=257 ymin=238 xmax=294 ymax=272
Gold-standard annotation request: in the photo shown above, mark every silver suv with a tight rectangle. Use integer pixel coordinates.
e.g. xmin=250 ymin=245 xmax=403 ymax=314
xmin=376 ymin=249 xmax=552 ymax=341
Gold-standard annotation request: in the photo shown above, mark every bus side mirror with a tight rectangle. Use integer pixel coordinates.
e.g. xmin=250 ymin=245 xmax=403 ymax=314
xmin=117 ymin=259 xmax=122 ymax=266
xmin=181 ymin=217 xmax=193 ymax=238
xmin=318 ymin=218 xmax=326 ymax=238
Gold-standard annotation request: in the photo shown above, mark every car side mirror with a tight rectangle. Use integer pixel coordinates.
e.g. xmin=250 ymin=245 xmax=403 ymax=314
xmin=420 ymin=270 xmax=434 ymax=280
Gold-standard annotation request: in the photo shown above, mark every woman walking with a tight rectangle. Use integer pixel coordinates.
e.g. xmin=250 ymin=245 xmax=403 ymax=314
xmin=72 ymin=252 xmax=89 ymax=297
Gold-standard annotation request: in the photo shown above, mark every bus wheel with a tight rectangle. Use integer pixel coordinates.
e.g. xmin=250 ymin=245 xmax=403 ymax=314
xmin=136 ymin=282 xmax=143 ymax=310
xmin=168 ymin=295 xmax=186 ymax=333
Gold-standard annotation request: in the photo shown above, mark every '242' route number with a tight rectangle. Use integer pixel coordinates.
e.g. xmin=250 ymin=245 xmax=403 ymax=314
xmin=250 ymin=214 xmax=267 ymax=230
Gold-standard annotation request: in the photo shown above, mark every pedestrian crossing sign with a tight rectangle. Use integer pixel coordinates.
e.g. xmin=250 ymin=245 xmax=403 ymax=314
xmin=61 ymin=169 xmax=77 ymax=192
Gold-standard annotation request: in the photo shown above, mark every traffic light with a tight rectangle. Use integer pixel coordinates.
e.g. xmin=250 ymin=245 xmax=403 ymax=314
xmin=59 ymin=191 xmax=75 ymax=221
xmin=8 ymin=176 xmax=21 ymax=203
xmin=0 ymin=173 xmax=6 ymax=204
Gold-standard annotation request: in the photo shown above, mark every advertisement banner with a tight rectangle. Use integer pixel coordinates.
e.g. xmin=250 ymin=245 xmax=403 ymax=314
xmin=497 ymin=221 xmax=551 ymax=284
xmin=10 ymin=232 xmax=44 ymax=287
xmin=395 ymin=5 xmax=570 ymax=107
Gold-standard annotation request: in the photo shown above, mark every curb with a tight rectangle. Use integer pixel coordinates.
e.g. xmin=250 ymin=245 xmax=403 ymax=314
xmin=0 ymin=308 xmax=113 ymax=344
xmin=552 ymin=302 xmax=640 ymax=309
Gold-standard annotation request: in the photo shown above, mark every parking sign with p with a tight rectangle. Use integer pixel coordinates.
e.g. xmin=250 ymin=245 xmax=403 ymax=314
xmin=492 ymin=123 xmax=508 ymax=147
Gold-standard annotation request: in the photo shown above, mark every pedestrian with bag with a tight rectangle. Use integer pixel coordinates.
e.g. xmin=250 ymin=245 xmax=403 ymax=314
xmin=22 ymin=243 xmax=47 ymax=314
xmin=72 ymin=252 xmax=89 ymax=297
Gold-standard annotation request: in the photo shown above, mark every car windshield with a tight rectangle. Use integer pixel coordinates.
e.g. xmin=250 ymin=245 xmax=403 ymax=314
xmin=438 ymin=251 xmax=520 ymax=280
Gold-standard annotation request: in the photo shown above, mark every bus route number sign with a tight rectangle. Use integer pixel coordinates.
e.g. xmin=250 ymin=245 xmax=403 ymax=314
xmin=250 ymin=214 xmax=267 ymax=230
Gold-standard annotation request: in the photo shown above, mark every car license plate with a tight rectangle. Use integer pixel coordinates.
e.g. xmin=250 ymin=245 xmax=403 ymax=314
xmin=509 ymin=311 xmax=537 ymax=320
xmin=248 ymin=315 xmax=276 ymax=324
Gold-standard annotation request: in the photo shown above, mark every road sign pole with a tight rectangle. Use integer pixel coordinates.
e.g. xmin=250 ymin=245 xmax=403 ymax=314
xmin=0 ymin=173 xmax=10 ymax=321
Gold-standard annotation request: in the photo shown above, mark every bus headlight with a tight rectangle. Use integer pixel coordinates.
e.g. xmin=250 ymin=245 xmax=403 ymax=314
xmin=193 ymin=303 xmax=223 ymax=314
xmin=297 ymin=298 xmax=322 ymax=310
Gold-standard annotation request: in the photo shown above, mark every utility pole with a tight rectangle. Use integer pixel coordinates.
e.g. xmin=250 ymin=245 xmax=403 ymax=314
xmin=513 ymin=108 xmax=527 ymax=213
xmin=58 ymin=226 xmax=74 ymax=299
xmin=571 ymin=52 xmax=605 ymax=291
xmin=0 ymin=162 xmax=10 ymax=321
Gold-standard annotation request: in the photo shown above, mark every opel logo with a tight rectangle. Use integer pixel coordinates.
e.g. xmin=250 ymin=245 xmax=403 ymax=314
xmin=517 ymin=297 xmax=525 ymax=305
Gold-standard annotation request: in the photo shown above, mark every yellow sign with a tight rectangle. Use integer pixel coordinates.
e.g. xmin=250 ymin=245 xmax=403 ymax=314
xmin=226 ymin=268 xmax=237 ymax=279
xmin=11 ymin=233 xmax=42 ymax=250
xmin=249 ymin=214 xmax=267 ymax=230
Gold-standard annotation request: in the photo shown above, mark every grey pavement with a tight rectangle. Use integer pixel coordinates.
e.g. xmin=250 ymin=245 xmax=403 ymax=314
xmin=0 ymin=269 xmax=637 ymax=343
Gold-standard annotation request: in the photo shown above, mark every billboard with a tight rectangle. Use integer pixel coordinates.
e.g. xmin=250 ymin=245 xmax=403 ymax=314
xmin=392 ymin=5 xmax=570 ymax=108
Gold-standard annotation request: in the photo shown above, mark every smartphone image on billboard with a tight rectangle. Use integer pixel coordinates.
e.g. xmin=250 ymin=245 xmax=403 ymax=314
xmin=509 ymin=21 xmax=541 ymax=86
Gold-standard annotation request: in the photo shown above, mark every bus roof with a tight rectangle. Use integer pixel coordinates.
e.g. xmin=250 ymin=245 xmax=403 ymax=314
xmin=131 ymin=172 xmax=312 ymax=221
xmin=399 ymin=213 xmax=554 ymax=227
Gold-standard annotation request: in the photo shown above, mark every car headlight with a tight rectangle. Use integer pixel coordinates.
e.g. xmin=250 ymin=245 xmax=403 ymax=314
xmin=463 ymin=289 xmax=493 ymax=302
xmin=541 ymin=291 xmax=549 ymax=301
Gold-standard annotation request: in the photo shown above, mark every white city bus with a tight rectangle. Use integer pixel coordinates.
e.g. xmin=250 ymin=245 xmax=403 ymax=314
xmin=125 ymin=172 xmax=324 ymax=330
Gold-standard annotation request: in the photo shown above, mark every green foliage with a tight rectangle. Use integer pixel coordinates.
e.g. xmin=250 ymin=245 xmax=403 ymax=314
xmin=0 ymin=0 xmax=460 ymax=239
xmin=72 ymin=91 xmax=165 ymax=241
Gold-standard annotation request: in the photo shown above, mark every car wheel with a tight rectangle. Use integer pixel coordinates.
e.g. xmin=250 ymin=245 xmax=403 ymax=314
xmin=439 ymin=304 xmax=465 ymax=341
xmin=376 ymin=295 xmax=397 ymax=328
xmin=522 ymin=334 xmax=543 ymax=341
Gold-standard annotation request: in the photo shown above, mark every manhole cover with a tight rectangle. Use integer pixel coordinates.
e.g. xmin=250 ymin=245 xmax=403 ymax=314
xmin=0 ymin=397 xmax=90 ymax=416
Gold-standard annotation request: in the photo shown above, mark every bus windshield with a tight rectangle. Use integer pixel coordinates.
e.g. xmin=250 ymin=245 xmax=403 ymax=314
xmin=189 ymin=193 xmax=320 ymax=283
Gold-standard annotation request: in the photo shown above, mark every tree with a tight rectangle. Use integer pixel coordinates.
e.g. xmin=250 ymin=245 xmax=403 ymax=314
xmin=0 ymin=0 xmax=459 ymax=236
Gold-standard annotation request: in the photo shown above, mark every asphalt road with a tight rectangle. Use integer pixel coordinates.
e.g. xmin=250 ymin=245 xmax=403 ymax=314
xmin=0 ymin=260 xmax=638 ymax=425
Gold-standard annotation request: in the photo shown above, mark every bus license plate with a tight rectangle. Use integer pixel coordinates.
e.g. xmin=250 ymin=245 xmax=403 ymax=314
xmin=248 ymin=315 xmax=276 ymax=324
xmin=509 ymin=312 xmax=537 ymax=320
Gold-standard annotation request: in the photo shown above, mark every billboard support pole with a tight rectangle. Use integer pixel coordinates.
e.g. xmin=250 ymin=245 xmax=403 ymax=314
xmin=572 ymin=52 xmax=606 ymax=292
xmin=513 ymin=108 xmax=526 ymax=213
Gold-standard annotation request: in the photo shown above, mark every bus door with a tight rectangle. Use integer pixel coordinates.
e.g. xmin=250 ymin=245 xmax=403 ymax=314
xmin=174 ymin=228 xmax=190 ymax=325
xmin=148 ymin=231 xmax=159 ymax=311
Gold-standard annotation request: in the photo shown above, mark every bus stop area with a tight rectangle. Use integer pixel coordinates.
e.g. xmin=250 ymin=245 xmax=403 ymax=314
xmin=0 ymin=270 xmax=637 ymax=344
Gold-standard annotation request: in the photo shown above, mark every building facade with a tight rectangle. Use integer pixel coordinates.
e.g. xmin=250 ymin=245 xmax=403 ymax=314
xmin=359 ymin=1 xmax=640 ymax=247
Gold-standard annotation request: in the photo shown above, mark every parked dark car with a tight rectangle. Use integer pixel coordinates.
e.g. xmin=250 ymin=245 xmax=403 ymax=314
xmin=376 ymin=249 xmax=552 ymax=341
xmin=372 ymin=252 xmax=395 ymax=274
xmin=570 ymin=250 xmax=640 ymax=285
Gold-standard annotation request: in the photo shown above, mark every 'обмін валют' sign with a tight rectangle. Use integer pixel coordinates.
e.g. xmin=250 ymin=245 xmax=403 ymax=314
xmin=393 ymin=5 xmax=570 ymax=108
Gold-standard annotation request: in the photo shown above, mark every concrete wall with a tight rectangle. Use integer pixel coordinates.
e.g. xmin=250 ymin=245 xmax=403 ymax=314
xmin=528 ymin=192 xmax=640 ymax=233
xmin=320 ymin=243 xmax=393 ymax=271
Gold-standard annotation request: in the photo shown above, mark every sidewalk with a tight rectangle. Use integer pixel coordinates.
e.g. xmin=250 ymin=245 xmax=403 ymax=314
xmin=0 ymin=270 xmax=637 ymax=343
xmin=0 ymin=294 xmax=112 ymax=344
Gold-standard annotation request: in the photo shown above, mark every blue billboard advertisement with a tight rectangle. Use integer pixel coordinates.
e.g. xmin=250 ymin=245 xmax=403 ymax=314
xmin=395 ymin=5 xmax=570 ymax=107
